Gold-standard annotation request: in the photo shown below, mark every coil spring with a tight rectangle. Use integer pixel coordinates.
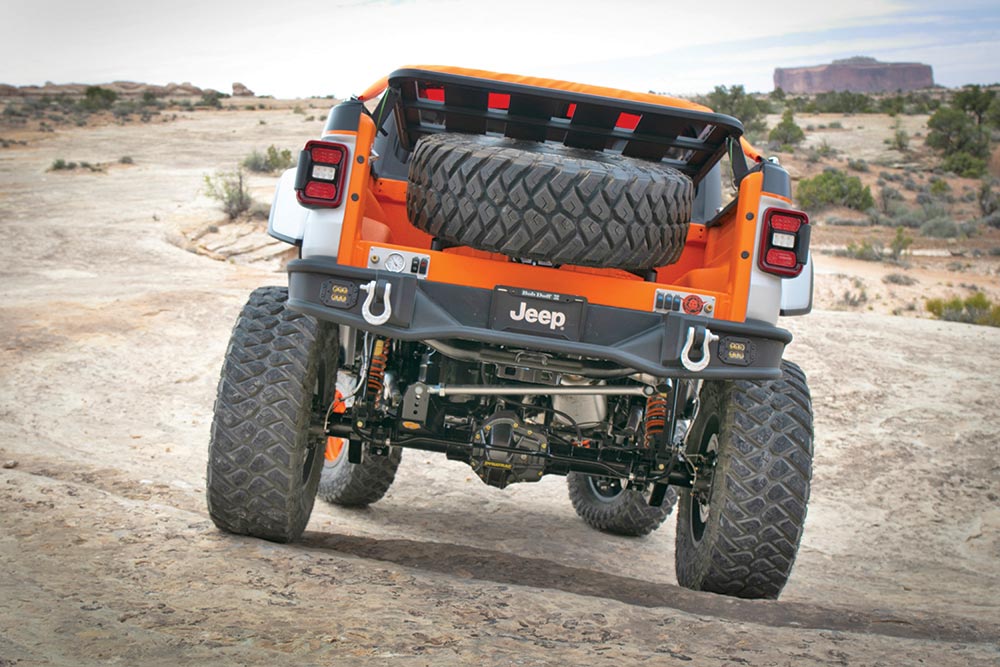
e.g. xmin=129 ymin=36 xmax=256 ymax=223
xmin=643 ymin=393 xmax=668 ymax=448
xmin=366 ymin=338 xmax=389 ymax=405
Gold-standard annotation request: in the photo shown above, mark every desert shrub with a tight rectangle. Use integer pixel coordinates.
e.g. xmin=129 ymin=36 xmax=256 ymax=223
xmin=827 ymin=121 xmax=844 ymax=129
xmin=292 ymin=105 xmax=306 ymax=115
xmin=847 ymin=158 xmax=868 ymax=172
xmin=928 ymin=177 xmax=951 ymax=197
xmin=889 ymin=226 xmax=913 ymax=261
xmin=840 ymin=289 xmax=868 ymax=307
xmin=890 ymin=129 xmax=910 ymax=152
xmin=982 ymin=211 xmax=1000 ymax=229
xmin=926 ymin=107 xmax=989 ymax=159
xmin=883 ymin=273 xmax=917 ymax=286
xmin=836 ymin=239 xmax=883 ymax=262
xmin=941 ymin=152 xmax=987 ymax=178
xmin=878 ymin=185 xmax=903 ymax=213
xmin=197 ymin=91 xmax=224 ymax=108
xmin=79 ymin=86 xmax=117 ymax=112
xmin=797 ymin=168 xmax=874 ymax=211
xmin=698 ymin=85 xmax=770 ymax=140
xmin=919 ymin=218 xmax=956 ymax=238
xmin=918 ymin=218 xmax=979 ymax=238
xmin=242 ymin=145 xmax=294 ymax=173
xmin=926 ymin=292 xmax=1000 ymax=327
xmin=978 ymin=180 xmax=999 ymax=215
xmin=50 ymin=159 xmax=76 ymax=170
xmin=204 ymin=169 xmax=252 ymax=219
xmin=112 ymin=100 xmax=141 ymax=119
xmin=119 ymin=156 xmax=134 ymax=164
xmin=953 ymin=85 xmax=995 ymax=126
xmin=810 ymin=91 xmax=874 ymax=114
xmin=880 ymin=95 xmax=905 ymax=116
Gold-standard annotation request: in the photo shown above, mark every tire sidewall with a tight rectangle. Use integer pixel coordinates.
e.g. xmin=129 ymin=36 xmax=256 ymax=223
xmin=675 ymin=380 xmax=729 ymax=587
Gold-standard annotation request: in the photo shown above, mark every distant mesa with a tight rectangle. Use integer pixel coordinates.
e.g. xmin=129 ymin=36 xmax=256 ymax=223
xmin=774 ymin=56 xmax=934 ymax=94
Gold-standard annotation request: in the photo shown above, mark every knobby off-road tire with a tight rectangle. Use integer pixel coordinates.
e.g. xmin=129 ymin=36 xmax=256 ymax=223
xmin=207 ymin=286 xmax=336 ymax=543
xmin=675 ymin=361 xmax=813 ymax=599
xmin=406 ymin=133 xmax=694 ymax=271
xmin=567 ymin=473 xmax=678 ymax=537
xmin=318 ymin=444 xmax=402 ymax=507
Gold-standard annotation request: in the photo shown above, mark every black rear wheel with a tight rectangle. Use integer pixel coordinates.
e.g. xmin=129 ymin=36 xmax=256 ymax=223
xmin=567 ymin=472 xmax=677 ymax=537
xmin=674 ymin=361 xmax=813 ymax=599
xmin=318 ymin=439 xmax=402 ymax=507
xmin=206 ymin=287 xmax=335 ymax=543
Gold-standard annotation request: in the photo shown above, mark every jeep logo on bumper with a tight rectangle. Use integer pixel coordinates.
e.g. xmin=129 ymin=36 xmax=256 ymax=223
xmin=490 ymin=287 xmax=585 ymax=341
xmin=509 ymin=301 xmax=567 ymax=330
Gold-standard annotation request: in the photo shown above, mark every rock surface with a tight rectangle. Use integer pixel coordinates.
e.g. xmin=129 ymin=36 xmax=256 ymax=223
xmin=775 ymin=56 xmax=934 ymax=94
xmin=0 ymin=80 xmax=208 ymax=99
xmin=232 ymin=82 xmax=255 ymax=97
xmin=0 ymin=105 xmax=997 ymax=666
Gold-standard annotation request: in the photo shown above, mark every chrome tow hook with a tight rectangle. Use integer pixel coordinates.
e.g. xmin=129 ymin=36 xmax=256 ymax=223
xmin=359 ymin=280 xmax=393 ymax=326
xmin=680 ymin=326 xmax=719 ymax=373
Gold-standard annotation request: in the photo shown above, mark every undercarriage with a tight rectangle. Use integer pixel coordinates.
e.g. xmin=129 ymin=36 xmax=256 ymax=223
xmin=327 ymin=330 xmax=716 ymax=502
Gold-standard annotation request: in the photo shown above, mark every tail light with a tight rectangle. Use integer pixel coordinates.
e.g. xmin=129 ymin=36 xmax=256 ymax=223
xmin=295 ymin=140 xmax=349 ymax=208
xmin=758 ymin=208 xmax=810 ymax=277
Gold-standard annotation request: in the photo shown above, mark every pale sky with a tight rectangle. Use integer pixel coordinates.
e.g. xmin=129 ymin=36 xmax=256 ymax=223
xmin=2 ymin=0 xmax=998 ymax=98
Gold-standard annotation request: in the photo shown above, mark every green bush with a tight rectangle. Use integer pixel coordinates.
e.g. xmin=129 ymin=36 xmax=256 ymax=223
xmin=926 ymin=107 xmax=989 ymax=158
xmin=890 ymin=128 xmax=909 ymax=152
xmin=889 ymin=226 xmax=913 ymax=261
xmin=920 ymin=218 xmax=957 ymax=237
xmin=79 ymin=86 xmax=117 ymax=112
xmin=980 ymin=179 xmax=999 ymax=216
xmin=197 ymin=91 xmax=224 ymax=108
xmin=836 ymin=239 xmax=883 ymax=262
xmin=941 ymin=152 xmax=987 ymax=178
xmin=928 ymin=177 xmax=951 ymax=197
xmin=883 ymin=273 xmax=916 ymax=286
xmin=698 ymin=84 xmax=770 ymax=140
xmin=926 ymin=292 xmax=1000 ymax=327
xmin=204 ymin=169 xmax=252 ymax=219
xmin=769 ymin=109 xmax=805 ymax=147
xmin=242 ymin=145 xmax=294 ymax=173
xmin=797 ymin=168 xmax=874 ymax=211
xmin=953 ymin=85 xmax=995 ymax=125
xmin=847 ymin=158 xmax=868 ymax=172
xmin=878 ymin=185 xmax=903 ymax=213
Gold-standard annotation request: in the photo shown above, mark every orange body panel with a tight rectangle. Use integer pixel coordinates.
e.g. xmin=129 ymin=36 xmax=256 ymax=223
xmin=336 ymin=71 xmax=773 ymax=324
xmin=344 ymin=171 xmax=765 ymax=322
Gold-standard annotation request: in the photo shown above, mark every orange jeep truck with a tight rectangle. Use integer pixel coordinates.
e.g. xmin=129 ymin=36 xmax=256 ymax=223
xmin=207 ymin=67 xmax=814 ymax=600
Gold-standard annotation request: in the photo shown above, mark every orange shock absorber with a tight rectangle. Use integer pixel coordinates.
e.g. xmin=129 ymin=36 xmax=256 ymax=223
xmin=366 ymin=338 xmax=390 ymax=404
xmin=644 ymin=393 xmax=668 ymax=448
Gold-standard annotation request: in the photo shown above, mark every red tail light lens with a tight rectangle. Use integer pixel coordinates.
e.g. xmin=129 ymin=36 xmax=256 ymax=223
xmin=295 ymin=140 xmax=349 ymax=208
xmin=759 ymin=208 xmax=810 ymax=277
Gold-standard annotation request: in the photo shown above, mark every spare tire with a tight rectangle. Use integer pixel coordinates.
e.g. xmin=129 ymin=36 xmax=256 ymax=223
xmin=406 ymin=134 xmax=694 ymax=271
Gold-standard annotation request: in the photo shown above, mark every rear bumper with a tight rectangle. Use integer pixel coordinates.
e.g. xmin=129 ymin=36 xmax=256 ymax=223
xmin=287 ymin=257 xmax=791 ymax=379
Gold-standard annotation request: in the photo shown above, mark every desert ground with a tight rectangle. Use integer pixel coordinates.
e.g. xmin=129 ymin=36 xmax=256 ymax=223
xmin=1 ymin=98 xmax=999 ymax=666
